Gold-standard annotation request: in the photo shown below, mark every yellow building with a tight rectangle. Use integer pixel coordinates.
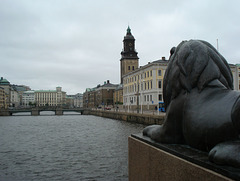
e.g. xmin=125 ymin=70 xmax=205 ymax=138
xmin=123 ymin=58 xmax=168 ymax=111
xmin=0 ymin=87 xmax=7 ymax=109
xmin=35 ymin=87 xmax=66 ymax=107
xmin=113 ymin=84 xmax=123 ymax=105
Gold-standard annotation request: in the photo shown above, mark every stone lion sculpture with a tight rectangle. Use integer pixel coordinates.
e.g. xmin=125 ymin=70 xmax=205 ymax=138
xmin=143 ymin=40 xmax=240 ymax=168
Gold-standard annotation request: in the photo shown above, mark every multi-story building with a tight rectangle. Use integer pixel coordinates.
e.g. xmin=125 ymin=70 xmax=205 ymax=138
xmin=83 ymin=88 xmax=91 ymax=108
xmin=22 ymin=90 xmax=35 ymax=107
xmin=35 ymin=87 xmax=66 ymax=107
xmin=11 ymin=84 xmax=31 ymax=105
xmin=10 ymin=87 xmax=20 ymax=107
xmin=95 ymin=80 xmax=119 ymax=108
xmin=0 ymin=77 xmax=11 ymax=108
xmin=0 ymin=87 xmax=7 ymax=109
xmin=66 ymin=95 xmax=74 ymax=108
xmin=113 ymin=84 xmax=123 ymax=105
xmin=74 ymin=93 xmax=83 ymax=108
xmin=83 ymin=81 xmax=119 ymax=108
xmin=123 ymin=58 xmax=168 ymax=111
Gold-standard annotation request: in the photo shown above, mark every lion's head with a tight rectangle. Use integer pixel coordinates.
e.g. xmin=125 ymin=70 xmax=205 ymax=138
xmin=163 ymin=40 xmax=233 ymax=110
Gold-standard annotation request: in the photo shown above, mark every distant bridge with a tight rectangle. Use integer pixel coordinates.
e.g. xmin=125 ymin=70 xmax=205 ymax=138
xmin=0 ymin=107 xmax=84 ymax=116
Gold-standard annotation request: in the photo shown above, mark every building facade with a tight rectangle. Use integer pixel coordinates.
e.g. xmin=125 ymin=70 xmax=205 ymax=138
xmin=113 ymin=84 xmax=123 ymax=105
xmin=83 ymin=88 xmax=95 ymax=108
xmin=22 ymin=90 xmax=35 ymax=107
xmin=0 ymin=87 xmax=7 ymax=109
xmin=10 ymin=87 xmax=20 ymax=107
xmin=123 ymin=58 xmax=168 ymax=111
xmin=12 ymin=84 xmax=31 ymax=105
xmin=74 ymin=93 xmax=83 ymax=108
xmin=35 ymin=87 xmax=66 ymax=107
xmin=0 ymin=77 xmax=11 ymax=108
xmin=83 ymin=81 xmax=119 ymax=108
xmin=95 ymin=80 xmax=118 ymax=108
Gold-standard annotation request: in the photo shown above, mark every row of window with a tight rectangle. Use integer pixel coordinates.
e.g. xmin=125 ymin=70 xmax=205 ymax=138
xmin=125 ymin=94 xmax=163 ymax=104
xmin=125 ymin=69 xmax=163 ymax=84
xmin=124 ymin=80 xmax=162 ymax=94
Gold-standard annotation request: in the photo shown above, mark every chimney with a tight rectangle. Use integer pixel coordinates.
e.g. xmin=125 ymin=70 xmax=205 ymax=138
xmin=1 ymin=77 xmax=3 ymax=80
xmin=162 ymin=57 xmax=166 ymax=60
xmin=107 ymin=80 xmax=110 ymax=84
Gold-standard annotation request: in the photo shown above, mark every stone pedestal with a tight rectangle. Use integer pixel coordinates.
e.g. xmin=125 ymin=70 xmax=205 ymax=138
xmin=129 ymin=134 xmax=240 ymax=181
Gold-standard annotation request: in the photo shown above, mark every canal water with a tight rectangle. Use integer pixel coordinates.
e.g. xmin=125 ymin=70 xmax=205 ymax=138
xmin=0 ymin=113 xmax=145 ymax=181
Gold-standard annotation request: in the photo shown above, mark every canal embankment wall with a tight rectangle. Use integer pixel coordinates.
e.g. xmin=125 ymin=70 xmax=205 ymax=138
xmin=83 ymin=109 xmax=164 ymax=125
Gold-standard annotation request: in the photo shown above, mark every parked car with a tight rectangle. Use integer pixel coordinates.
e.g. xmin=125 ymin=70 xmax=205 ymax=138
xmin=104 ymin=107 xmax=111 ymax=110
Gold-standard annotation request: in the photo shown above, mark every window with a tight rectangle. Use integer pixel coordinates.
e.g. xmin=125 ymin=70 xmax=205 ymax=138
xmin=144 ymin=95 xmax=146 ymax=102
xmin=150 ymin=70 xmax=152 ymax=76
xmin=148 ymin=81 xmax=149 ymax=89
xmin=132 ymin=66 xmax=134 ymax=70
xmin=147 ymin=71 xmax=149 ymax=77
xmin=159 ymin=94 xmax=162 ymax=101
xmin=147 ymin=95 xmax=149 ymax=101
xmin=158 ymin=80 xmax=162 ymax=89
xmin=150 ymin=80 xmax=152 ymax=89
xmin=144 ymin=82 xmax=146 ymax=90
xmin=150 ymin=95 xmax=152 ymax=101
xmin=158 ymin=69 xmax=162 ymax=76
xmin=145 ymin=72 xmax=146 ymax=78
xmin=128 ymin=66 xmax=131 ymax=70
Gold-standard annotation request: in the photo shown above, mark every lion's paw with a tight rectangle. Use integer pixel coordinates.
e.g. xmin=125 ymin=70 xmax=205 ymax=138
xmin=143 ymin=125 xmax=163 ymax=142
xmin=209 ymin=141 xmax=240 ymax=168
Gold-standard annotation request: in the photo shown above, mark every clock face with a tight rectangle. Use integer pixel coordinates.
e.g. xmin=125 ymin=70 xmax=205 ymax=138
xmin=129 ymin=43 xmax=132 ymax=46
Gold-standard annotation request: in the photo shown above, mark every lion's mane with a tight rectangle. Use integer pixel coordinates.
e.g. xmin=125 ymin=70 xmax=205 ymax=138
xmin=163 ymin=40 xmax=233 ymax=110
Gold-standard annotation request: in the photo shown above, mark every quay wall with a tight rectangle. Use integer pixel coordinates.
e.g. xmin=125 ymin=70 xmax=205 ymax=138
xmin=83 ymin=109 xmax=164 ymax=125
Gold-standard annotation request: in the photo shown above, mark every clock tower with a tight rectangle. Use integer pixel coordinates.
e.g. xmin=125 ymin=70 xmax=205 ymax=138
xmin=120 ymin=26 xmax=139 ymax=84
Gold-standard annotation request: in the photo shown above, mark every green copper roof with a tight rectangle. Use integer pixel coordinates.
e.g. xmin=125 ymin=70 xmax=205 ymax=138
xmin=0 ymin=78 xmax=10 ymax=85
xmin=127 ymin=26 xmax=131 ymax=34
xmin=35 ymin=90 xmax=57 ymax=92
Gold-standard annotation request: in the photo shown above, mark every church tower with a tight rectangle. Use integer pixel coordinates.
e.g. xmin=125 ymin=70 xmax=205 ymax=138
xmin=120 ymin=26 xmax=139 ymax=84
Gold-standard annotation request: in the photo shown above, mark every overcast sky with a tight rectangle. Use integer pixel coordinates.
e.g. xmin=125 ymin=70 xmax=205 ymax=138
xmin=1 ymin=0 xmax=240 ymax=94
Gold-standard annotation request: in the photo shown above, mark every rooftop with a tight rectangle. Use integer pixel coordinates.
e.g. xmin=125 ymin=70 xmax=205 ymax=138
xmin=0 ymin=77 xmax=10 ymax=85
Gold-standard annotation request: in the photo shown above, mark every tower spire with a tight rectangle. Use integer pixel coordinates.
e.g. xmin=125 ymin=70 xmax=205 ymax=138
xmin=127 ymin=26 xmax=131 ymax=35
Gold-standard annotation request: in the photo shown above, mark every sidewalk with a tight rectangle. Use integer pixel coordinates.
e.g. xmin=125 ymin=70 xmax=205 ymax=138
xmin=92 ymin=107 xmax=166 ymax=116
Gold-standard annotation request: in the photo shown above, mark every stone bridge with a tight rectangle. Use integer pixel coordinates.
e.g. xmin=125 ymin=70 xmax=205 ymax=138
xmin=0 ymin=107 xmax=84 ymax=116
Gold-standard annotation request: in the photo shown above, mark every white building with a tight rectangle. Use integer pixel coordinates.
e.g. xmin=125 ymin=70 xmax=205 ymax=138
xmin=10 ymin=88 xmax=20 ymax=107
xmin=74 ymin=93 xmax=83 ymax=107
xmin=22 ymin=90 xmax=35 ymax=107
xmin=35 ymin=87 xmax=66 ymax=107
